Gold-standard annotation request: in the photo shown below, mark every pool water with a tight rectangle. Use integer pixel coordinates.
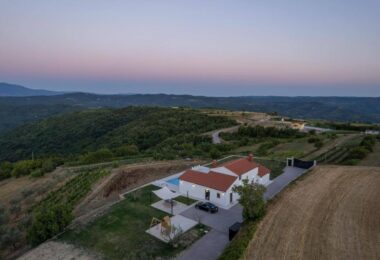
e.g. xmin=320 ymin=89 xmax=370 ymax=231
xmin=166 ymin=177 xmax=180 ymax=186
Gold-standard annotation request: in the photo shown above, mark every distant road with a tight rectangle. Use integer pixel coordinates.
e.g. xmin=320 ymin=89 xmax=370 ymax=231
xmin=303 ymin=125 xmax=332 ymax=132
xmin=211 ymin=125 xmax=240 ymax=144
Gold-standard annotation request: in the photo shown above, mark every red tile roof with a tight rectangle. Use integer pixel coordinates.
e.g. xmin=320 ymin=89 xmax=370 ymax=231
xmin=258 ymin=164 xmax=270 ymax=177
xmin=179 ymin=170 xmax=237 ymax=192
xmin=221 ymin=158 xmax=258 ymax=176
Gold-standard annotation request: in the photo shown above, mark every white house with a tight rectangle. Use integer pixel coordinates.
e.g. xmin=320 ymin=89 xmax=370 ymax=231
xmin=178 ymin=155 xmax=271 ymax=208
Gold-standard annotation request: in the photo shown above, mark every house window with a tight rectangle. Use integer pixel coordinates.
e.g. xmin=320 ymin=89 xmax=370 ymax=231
xmin=217 ymin=193 xmax=220 ymax=199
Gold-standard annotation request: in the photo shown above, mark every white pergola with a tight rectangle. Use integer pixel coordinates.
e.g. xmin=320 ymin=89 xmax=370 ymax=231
xmin=152 ymin=187 xmax=180 ymax=214
xmin=153 ymin=186 xmax=180 ymax=200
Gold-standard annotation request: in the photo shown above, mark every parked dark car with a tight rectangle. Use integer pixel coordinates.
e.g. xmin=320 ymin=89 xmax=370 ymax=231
xmin=195 ymin=202 xmax=219 ymax=213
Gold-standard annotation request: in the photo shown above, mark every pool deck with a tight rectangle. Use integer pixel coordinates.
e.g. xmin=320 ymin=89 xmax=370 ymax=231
xmin=152 ymin=171 xmax=184 ymax=192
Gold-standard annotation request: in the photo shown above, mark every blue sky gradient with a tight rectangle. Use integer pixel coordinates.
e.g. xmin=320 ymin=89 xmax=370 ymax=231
xmin=0 ymin=1 xmax=379 ymax=96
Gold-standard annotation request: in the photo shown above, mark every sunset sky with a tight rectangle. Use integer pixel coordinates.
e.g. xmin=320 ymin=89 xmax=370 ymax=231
xmin=0 ymin=1 xmax=379 ymax=96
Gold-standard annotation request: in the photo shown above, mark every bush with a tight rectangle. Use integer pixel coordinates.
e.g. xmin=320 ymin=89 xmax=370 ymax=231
xmin=0 ymin=227 xmax=22 ymax=249
xmin=314 ymin=140 xmax=324 ymax=149
xmin=41 ymin=159 xmax=56 ymax=174
xmin=209 ymin=147 xmax=221 ymax=159
xmin=218 ymin=221 xmax=258 ymax=260
xmin=78 ymin=148 xmax=114 ymax=164
xmin=30 ymin=169 xmax=44 ymax=178
xmin=256 ymin=140 xmax=279 ymax=156
xmin=0 ymin=162 xmax=13 ymax=180
xmin=308 ymin=137 xmax=320 ymax=143
xmin=27 ymin=204 xmax=73 ymax=246
xmin=114 ymin=145 xmax=139 ymax=157
xmin=347 ymin=147 xmax=370 ymax=160
xmin=11 ymin=160 xmax=41 ymax=178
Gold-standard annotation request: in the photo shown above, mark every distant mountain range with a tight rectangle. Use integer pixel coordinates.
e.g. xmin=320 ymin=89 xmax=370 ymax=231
xmin=0 ymin=82 xmax=61 ymax=96
xmin=0 ymin=82 xmax=379 ymax=134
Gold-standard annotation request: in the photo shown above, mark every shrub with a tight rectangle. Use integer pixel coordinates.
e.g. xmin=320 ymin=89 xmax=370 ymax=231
xmin=11 ymin=160 xmax=39 ymax=177
xmin=0 ymin=162 xmax=13 ymax=180
xmin=308 ymin=137 xmax=320 ymax=143
xmin=41 ymin=159 xmax=56 ymax=174
xmin=114 ymin=145 xmax=139 ymax=157
xmin=347 ymin=147 xmax=369 ymax=160
xmin=0 ymin=227 xmax=22 ymax=249
xmin=314 ymin=140 xmax=324 ymax=149
xmin=27 ymin=204 xmax=73 ymax=246
xmin=209 ymin=147 xmax=221 ymax=159
xmin=78 ymin=148 xmax=114 ymax=164
xmin=218 ymin=221 xmax=258 ymax=260
xmin=30 ymin=169 xmax=44 ymax=178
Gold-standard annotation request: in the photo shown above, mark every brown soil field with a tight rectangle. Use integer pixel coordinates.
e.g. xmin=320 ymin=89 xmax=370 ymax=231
xmin=246 ymin=165 xmax=380 ymax=260
xmin=74 ymin=160 xmax=202 ymax=218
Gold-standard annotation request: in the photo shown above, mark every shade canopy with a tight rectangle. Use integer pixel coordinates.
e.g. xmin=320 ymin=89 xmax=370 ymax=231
xmin=153 ymin=186 xmax=180 ymax=200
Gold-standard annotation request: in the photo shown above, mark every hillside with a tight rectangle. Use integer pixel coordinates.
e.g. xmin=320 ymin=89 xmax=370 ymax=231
xmin=0 ymin=82 xmax=60 ymax=96
xmin=0 ymin=107 xmax=236 ymax=162
xmin=0 ymin=93 xmax=380 ymax=134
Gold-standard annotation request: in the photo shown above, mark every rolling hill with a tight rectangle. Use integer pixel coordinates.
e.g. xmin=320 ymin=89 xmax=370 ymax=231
xmin=0 ymin=107 xmax=235 ymax=162
xmin=0 ymin=82 xmax=61 ymax=96
xmin=0 ymin=83 xmax=380 ymax=134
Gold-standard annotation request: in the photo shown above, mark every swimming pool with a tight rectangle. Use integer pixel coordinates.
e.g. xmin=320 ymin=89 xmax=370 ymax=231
xmin=166 ymin=177 xmax=180 ymax=186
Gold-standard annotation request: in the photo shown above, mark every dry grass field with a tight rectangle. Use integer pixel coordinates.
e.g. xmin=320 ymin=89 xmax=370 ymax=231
xmin=246 ymin=165 xmax=380 ymax=260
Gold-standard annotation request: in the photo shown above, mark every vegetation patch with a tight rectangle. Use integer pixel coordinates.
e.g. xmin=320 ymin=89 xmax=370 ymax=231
xmin=174 ymin=196 xmax=197 ymax=206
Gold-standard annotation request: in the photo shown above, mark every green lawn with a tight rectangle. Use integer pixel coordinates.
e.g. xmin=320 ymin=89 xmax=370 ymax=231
xmin=174 ymin=196 xmax=198 ymax=205
xmin=59 ymin=185 xmax=205 ymax=259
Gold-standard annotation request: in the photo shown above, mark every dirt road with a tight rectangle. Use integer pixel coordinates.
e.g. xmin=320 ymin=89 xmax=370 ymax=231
xmin=246 ymin=165 xmax=380 ymax=260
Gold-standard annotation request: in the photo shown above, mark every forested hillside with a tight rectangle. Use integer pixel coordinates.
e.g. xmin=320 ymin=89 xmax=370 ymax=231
xmin=0 ymin=107 xmax=236 ymax=162
xmin=1 ymin=93 xmax=380 ymax=134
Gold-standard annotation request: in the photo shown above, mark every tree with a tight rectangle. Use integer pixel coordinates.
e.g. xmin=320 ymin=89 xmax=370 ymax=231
xmin=233 ymin=179 xmax=266 ymax=220
xmin=209 ymin=147 xmax=221 ymax=159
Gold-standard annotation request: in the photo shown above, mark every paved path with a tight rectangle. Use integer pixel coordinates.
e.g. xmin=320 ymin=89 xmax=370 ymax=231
xmin=178 ymin=204 xmax=242 ymax=260
xmin=264 ymin=166 xmax=307 ymax=200
xmin=180 ymin=204 xmax=243 ymax=233
xmin=178 ymin=230 xmax=229 ymax=260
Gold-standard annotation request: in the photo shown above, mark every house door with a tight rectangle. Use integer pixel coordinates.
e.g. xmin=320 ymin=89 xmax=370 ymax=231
xmin=205 ymin=189 xmax=210 ymax=200
xmin=230 ymin=193 xmax=233 ymax=203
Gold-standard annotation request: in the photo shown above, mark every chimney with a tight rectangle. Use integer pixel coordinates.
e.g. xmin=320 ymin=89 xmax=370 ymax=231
xmin=212 ymin=160 xmax=217 ymax=167
xmin=248 ymin=153 xmax=253 ymax=162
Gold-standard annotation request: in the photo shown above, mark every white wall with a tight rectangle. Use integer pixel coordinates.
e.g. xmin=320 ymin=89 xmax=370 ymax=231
xmin=179 ymin=180 xmax=231 ymax=207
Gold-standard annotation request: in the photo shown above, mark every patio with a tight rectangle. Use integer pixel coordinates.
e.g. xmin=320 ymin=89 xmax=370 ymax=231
xmin=151 ymin=199 xmax=190 ymax=215
xmin=146 ymin=215 xmax=198 ymax=242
